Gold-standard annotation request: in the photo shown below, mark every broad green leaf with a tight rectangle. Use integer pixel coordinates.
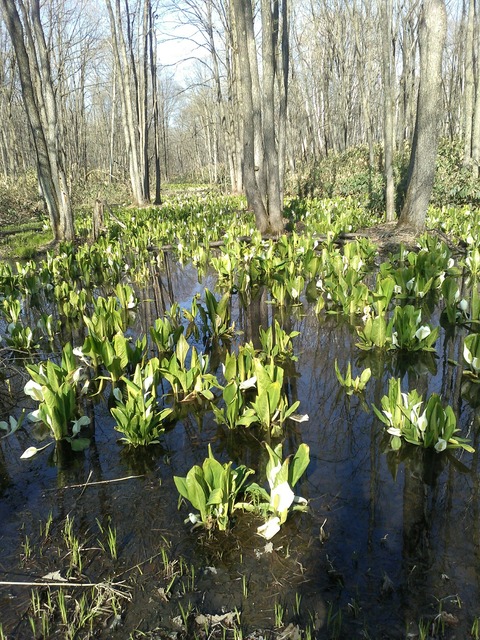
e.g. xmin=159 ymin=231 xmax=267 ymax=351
xmin=289 ymin=443 xmax=310 ymax=488
xmin=207 ymin=487 xmax=224 ymax=505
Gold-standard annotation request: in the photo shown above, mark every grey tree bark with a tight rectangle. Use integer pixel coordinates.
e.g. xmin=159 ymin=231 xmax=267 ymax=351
xmin=398 ymin=0 xmax=447 ymax=232
xmin=471 ymin=1 xmax=480 ymax=178
xmin=231 ymin=0 xmax=288 ymax=235
xmin=105 ymin=0 xmax=150 ymax=206
xmin=0 ymin=0 xmax=74 ymax=242
xmin=463 ymin=0 xmax=475 ymax=164
xmin=381 ymin=0 xmax=396 ymax=222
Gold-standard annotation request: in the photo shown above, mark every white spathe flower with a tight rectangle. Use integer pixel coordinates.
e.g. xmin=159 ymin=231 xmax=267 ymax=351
xmin=417 ymin=412 xmax=428 ymax=433
xmin=464 ymin=344 xmax=473 ymax=365
xmin=383 ymin=410 xmax=394 ymax=425
xmin=143 ymin=375 xmax=154 ymax=392
xmin=257 ymin=517 xmax=281 ymax=540
xmin=393 ymin=284 xmax=403 ymax=294
xmin=391 ymin=332 xmax=399 ymax=347
xmin=435 ymin=438 xmax=447 ymax=453
xmin=24 ymin=380 xmax=44 ymax=402
xmin=267 ymin=461 xmax=282 ymax=489
xmin=270 ymin=481 xmax=295 ymax=515
xmin=410 ymin=402 xmax=427 ymax=433
xmin=415 ymin=325 xmax=431 ymax=341
xmin=387 ymin=427 xmax=402 ymax=437
xmin=239 ymin=376 xmax=257 ymax=391
xmin=290 ymin=287 xmax=299 ymax=300
xmin=362 ymin=306 xmax=371 ymax=323
xmin=406 ymin=278 xmax=415 ymax=291
xmin=20 ymin=446 xmax=42 ymax=460
xmin=459 ymin=299 xmax=469 ymax=313
xmin=27 ymin=409 xmax=43 ymax=423
xmin=447 ymin=258 xmax=455 ymax=269
xmin=72 ymin=367 xmax=84 ymax=384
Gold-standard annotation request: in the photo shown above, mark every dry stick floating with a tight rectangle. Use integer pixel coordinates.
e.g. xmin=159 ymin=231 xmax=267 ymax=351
xmin=45 ymin=474 xmax=144 ymax=492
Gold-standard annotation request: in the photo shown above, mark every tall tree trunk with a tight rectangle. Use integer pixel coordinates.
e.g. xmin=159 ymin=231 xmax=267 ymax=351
xmin=231 ymin=0 xmax=288 ymax=235
xmin=149 ymin=2 xmax=161 ymax=204
xmin=463 ymin=0 xmax=475 ymax=164
xmin=471 ymin=1 xmax=480 ymax=178
xmin=232 ymin=0 xmax=269 ymax=233
xmin=105 ymin=0 xmax=147 ymax=206
xmin=0 ymin=0 xmax=74 ymax=242
xmin=382 ymin=0 xmax=396 ymax=222
xmin=398 ymin=0 xmax=447 ymax=232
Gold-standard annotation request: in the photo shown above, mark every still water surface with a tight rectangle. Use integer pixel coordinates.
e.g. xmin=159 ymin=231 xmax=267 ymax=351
xmin=0 ymin=259 xmax=478 ymax=639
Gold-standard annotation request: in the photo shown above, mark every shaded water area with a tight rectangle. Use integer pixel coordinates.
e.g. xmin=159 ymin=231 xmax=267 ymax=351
xmin=0 ymin=256 xmax=479 ymax=639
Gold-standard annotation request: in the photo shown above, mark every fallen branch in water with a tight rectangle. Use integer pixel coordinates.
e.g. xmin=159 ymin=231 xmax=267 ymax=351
xmin=46 ymin=473 xmax=144 ymax=491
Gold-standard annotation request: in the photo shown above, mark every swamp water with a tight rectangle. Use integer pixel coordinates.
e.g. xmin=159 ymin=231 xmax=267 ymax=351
xmin=0 ymin=259 xmax=479 ymax=640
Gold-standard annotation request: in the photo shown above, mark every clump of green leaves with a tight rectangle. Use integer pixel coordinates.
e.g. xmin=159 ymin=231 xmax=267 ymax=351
xmin=159 ymin=333 xmax=219 ymax=402
xmin=111 ymin=360 xmax=173 ymax=446
xmin=197 ymin=288 xmax=235 ymax=340
xmin=463 ymin=333 xmax=480 ymax=382
xmin=24 ymin=344 xmax=89 ymax=446
xmin=241 ymin=442 xmax=310 ymax=540
xmin=174 ymin=445 xmax=254 ymax=531
xmin=258 ymin=319 xmax=299 ymax=364
xmin=334 ymin=360 xmax=371 ymax=395
xmin=373 ymin=378 xmax=474 ymax=453
xmin=213 ymin=355 xmax=307 ymax=435
xmin=390 ymin=305 xmax=439 ymax=351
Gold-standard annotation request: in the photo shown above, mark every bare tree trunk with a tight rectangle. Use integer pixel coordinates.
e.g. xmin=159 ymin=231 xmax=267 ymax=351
xmin=105 ymin=0 xmax=147 ymax=206
xmin=231 ymin=0 xmax=287 ymax=235
xmin=0 ymin=0 xmax=74 ymax=242
xmin=109 ymin=64 xmax=117 ymax=183
xmin=149 ymin=2 xmax=161 ymax=204
xmin=463 ymin=0 xmax=475 ymax=164
xmin=140 ymin=0 xmax=150 ymax=201
xmin=261 ymin=0 xmax=282 ymax=226
xmin=398 ymin=0 xmax=447 ymax=232
xmin=232 ymin=0 xmax=269 ymax=232
xmin=382 ymin=0 xmax=396 ymax=222
xmin=471 ymin=1 xmax=480 ymax=178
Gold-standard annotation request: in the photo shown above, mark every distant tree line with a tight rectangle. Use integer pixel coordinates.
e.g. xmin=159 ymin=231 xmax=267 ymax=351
xmin=0 ymin=0 xmax=477 ymax=238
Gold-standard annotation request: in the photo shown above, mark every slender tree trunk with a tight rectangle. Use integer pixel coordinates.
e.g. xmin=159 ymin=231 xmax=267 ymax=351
xmin=149 ymin=2 xmax=161 ymax=204
xmin=382 ymin=0 xmax=396 ymax=221
xmin=105 ymin=0 xmax=147 ymax=205
xmin=231 ymin=0 xmax=287 ymax=235
xmin=232 ymin=0 xmax=269 ymax=232
xmin=0 ymin=0 xmax=74 ymax=242
xmin=109 ymin=65 xmax=117 ymax=183
xmin=463 ymin=0 xmax=475 ymax=164
xmin=398 ymin=0 xmax=447 ymax=232
xmin=471 ymin=1 xmax=480 ymax=178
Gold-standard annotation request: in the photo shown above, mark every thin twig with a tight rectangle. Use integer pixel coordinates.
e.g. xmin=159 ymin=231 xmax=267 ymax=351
xmin=77 ymin=469 xmax=93 ymax=500
xmin=46 ymin=474 xmax=144 ymax=491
